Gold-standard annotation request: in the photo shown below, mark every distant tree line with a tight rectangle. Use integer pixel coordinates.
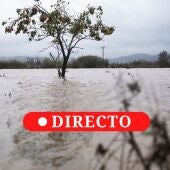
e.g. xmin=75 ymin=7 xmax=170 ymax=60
xmin=110 ymin=60 xmax=158 ymax=68
xmin=0 ymin=55 xmax=108 ymax=69
xmin=0 ymin=51 xmax=170 ymax=69
xmin=0 ymin=60 xmax=27 ymax=69
xmin=157 ymin=50 xmax=170 ymax=67
xmin=69 ymin=55 xmax=108 ymax=68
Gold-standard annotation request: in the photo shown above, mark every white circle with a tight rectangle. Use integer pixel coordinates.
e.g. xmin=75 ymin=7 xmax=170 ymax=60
xmin=38 ymin=117 xmax=47 ymax=127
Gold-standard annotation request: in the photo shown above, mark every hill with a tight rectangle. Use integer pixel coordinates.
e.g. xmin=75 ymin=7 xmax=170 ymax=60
xmin=109 ymin=53 xmax=158 ymax=63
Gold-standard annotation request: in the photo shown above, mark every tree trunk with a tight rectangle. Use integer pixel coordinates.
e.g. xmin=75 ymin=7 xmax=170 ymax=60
xmin=61 ymin=57 xmax=68 ymax=79
xmin=61 ymin=65 xmax=66 ymax=78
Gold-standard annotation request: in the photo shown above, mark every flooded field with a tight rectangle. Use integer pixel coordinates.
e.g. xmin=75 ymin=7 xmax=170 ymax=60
xmin=0 ymin=68 xmax=170 ymax=170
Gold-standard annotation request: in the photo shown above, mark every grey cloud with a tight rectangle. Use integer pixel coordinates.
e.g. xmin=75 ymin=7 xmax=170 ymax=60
xmin=0 ymin=0 xmax=170 ymax=58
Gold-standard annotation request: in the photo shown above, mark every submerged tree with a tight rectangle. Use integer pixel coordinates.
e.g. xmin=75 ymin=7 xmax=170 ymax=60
xmin=2 ymin=0 xmax=114 ymax=78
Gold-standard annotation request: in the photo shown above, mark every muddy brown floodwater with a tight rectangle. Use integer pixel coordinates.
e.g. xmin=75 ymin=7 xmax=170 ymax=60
xmin=0 ymin=68 xmax=170 ymax=170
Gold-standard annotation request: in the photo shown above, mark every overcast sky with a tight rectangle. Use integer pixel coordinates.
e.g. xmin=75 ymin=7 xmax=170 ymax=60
xmin=0 ymin=0 xmax=170 ymax=58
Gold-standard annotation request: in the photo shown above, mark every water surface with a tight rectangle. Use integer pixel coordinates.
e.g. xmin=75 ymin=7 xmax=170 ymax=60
xmin=0 ymin=68 xmax=170 ymax=170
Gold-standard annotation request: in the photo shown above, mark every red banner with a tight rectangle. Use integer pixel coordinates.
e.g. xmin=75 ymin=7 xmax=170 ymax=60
xmin=23 ymin=112 xmax=150 ymax=132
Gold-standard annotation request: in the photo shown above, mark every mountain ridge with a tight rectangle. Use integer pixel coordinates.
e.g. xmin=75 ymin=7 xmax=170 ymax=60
xmin=109 ymin=53 xmax=158 ymax=63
